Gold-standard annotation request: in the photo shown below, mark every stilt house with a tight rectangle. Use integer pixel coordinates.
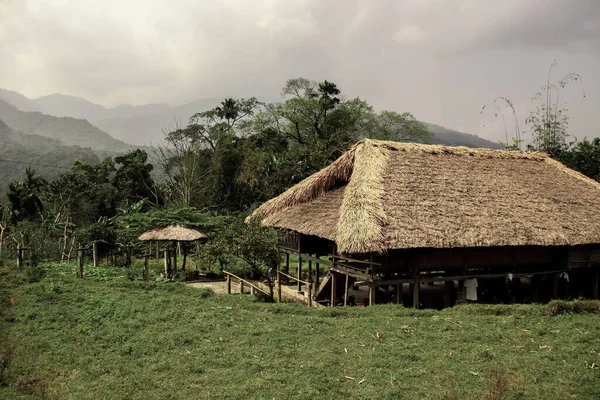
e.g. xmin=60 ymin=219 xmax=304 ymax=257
xmin=249 ymin=139 xmax=600 ymax=308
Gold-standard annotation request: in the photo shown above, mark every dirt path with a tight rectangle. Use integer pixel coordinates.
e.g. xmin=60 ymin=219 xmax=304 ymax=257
xmin=186 ymin=280 xmax=228 ymax=294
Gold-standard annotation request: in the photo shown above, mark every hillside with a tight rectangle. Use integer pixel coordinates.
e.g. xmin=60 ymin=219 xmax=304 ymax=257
xmin=0 ymin=99 xmax=130 ymax=152
xmin=1 ymin=264 xmax=599 ymax=399
xmin=0 ymin=118 xmax=100 ymax=193
xmin=425 ymin=122 xmax=502 ymax=149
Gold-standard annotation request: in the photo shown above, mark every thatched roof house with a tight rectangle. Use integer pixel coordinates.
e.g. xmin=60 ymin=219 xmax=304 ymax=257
xmin=138 ymin=225 xmax=206 ymax=242
xmin=251 ymin=139 xmax=600 ymax=254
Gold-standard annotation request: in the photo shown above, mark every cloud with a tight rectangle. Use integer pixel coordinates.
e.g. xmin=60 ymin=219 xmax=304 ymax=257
xmin=0 ymin=0 xmax=598 ymax=142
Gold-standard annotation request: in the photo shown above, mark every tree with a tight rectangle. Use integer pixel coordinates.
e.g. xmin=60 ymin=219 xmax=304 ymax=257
xmin=113 ymin=149 xmax=162 ymax=208
xmin=526 ymin=61 xmax=584 ymax=155
xmin=7 ymin=167 xmax=47 ymax=224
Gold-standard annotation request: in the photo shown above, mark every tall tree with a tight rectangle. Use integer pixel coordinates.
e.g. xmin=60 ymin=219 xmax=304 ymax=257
xmin=113 ymin=149 xmax=161 ymax=208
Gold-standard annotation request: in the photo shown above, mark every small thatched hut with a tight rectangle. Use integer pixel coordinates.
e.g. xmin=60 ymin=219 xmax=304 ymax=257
xmin=139 ymin=225 xmax=206 ymax=277
xmin=250 ymin=139 xmax=600 ymax=308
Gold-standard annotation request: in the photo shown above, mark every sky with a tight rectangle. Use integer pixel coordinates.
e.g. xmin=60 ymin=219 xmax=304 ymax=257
xmin=1 ymin=0 xmax=599 ymax=143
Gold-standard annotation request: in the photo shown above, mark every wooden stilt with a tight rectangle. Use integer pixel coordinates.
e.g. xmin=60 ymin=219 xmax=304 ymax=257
xmin=553 ymin=273 xmax=560 ymax=299
xmin=297 ymin=254 xmax=302 ymax=292
xmin=369 ymin=284 xmax=376 ymax=306
xmin=285 ymin=253 xmax=290 ymax=275
xmin=164 ymin=249 xmax=169 ymax=278
xmin=315 ymin=261 xmax=320 ymax=290
xmin=413 ymin=267 xmax=420 ymax=309
xmin=330 ymin=272 xmax=337 ymax=307
xmin=395 ymin=283 xmax=402 ymax=305
xmin=593 ymin=268 xmax=599 ymax=299
xmin=181 ymin=246 xmax=187 ymax=271
xmin=344 ymin=274 xmax=349 ymax=306
xmin=307 ymin=282 xmax=312 ymax=308
xmin=444 ymin=280 xmax=455 ymax=308
xmin=172 ymin=240 xmax=178 ymax=277
xmin=308 ymin=259 xmax=312 ymax=286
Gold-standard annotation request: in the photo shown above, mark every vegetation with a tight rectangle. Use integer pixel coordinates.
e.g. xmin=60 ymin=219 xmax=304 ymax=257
xmin=1 ymin=265 xmax=599 ymax=399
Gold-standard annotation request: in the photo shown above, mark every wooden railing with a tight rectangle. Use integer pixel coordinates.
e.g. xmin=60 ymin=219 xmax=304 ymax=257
xmin=223 ymin=271 xmax=271 ymax=297
xmin=276 ymin=270 xmax=313 ymax=307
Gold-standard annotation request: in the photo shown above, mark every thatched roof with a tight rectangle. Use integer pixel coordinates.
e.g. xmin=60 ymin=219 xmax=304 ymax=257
xmin=138 ymin=225 xmax=206 ymax=242
xmin=249 ymin=139 xmax=600 ymax=254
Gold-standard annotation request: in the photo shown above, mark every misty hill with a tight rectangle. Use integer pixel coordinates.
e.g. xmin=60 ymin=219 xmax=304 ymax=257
xmin=0 ymin=89 xmax=171 ymax=122
xmin=424 ymin=123 xmax=502 ymax=149
xmin=0 ymin=99 xmax=131 ymax=152
xmin=0 ymin=118 xmax=100 ymax=193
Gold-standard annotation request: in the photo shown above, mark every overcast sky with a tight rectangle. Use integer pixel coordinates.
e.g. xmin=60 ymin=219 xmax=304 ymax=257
xmin=1 ymin=0 xmax=599 ymax=143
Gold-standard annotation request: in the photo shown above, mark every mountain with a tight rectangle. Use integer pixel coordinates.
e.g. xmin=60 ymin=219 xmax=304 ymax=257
xmin=0 ymin=89 xmax=171 ymax=121
xmin=0 ymin=118 xmax=100 ymax=193
xmin=0 ymin=99 xmax=131 ymax=152
xmin=424 ymin=122 xmax=502 ymax=149
xmin=92 ymin=97 xmax=221 ymax=145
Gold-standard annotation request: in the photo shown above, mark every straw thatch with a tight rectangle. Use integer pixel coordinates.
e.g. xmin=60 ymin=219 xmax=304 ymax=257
xmin=138 ymin=225 xmax=206 ymax=242
xmin=249 ymin=139 xmax=600 ymax=254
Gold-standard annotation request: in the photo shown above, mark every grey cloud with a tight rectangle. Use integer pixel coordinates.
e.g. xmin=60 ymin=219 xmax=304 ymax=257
xmin=0 ymin=0 xmax=598 ymax=144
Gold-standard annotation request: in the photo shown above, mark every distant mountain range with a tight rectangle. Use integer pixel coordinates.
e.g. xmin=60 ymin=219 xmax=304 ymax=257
xmin=0 ymin=99 xmax=130 ymax=152
xmin=0 ymin=88 xmax=502 ymax=149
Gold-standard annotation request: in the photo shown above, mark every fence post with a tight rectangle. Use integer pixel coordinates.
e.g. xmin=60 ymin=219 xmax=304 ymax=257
xmin=307 ymin=281 xmax=312 ymax=308
xmin=277 ymin=271 xmax=282 ymax=302
xmin=76 ymin=247 xmax=84 ymax=279
xmin=16 ymin=244 xmax=23 ymax=269
xmin=227 ymin=274 xmax=232 ymax=294
xmin=92 ymin=242 xmax=98 ymax=267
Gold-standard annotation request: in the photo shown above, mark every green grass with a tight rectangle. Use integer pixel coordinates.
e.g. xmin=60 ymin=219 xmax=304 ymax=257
xmin=1 ymin=263 xmax=600 ymax=399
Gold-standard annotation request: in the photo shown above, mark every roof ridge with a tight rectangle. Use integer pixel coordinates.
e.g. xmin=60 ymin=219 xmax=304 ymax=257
xmin=335 ymin=140 xmax=389 ymax=253
xmin=544 ymin=157 xmax=600 ymax=191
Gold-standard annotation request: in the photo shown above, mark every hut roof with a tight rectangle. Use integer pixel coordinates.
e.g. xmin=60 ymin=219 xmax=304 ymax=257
xmin=249 ymin=139 xmax=600 ymax=254
xmin=138 ymin=225 xmax=206 ymax=242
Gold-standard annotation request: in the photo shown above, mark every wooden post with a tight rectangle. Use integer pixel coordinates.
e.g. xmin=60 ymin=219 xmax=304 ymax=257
xmin=143 ymin=256 xmax=149 ymax=281
xmin=16 ymin=244 xmax=23 ymax=269
xmin=593 ymin=268 xmax=599 ymax=299
xmin=308 ymin=258 xmax=312 ymax=286
xmin=76 ymin=247 xmax=84 ymax=279
xmin=297 ymin=254 xmax=302 ymax=292
xmin=307 ymin=282 xmax=312 ymax=308
xmin=277 ymin=274 xmax=282 ymax=302
xmin=369 ymin=284 xmax=376 ymax=306
xmin=172 ymin=241 xmax=178 ymax=277
xmin=344 ymin=274 xmax=349 ymax=306
xmin=239 ymin=280 xmax=244 ymax=294
xmin=227 ymin=274 xmax=232 ymax=294
xmin=396 ymin=283 xmax=402 ymax=305
xmin=285 ymin=253 xmax=290 ymax=275
xmin=251 ymin=286 xmax=256 ymax=295
xmin=315 ymin=261 xmax=320 ymax=290
xmin=330 ymin=272 xmax=337 ymax=307
xmin=413 ymin=267 xmax=420 ymax=309
xmin=181 ymin=246 xmax=187 ymax=271
xmin=553 ymin=273 xmax=560 ymax=299
xmin=444 ymin=280 xmax=455 ymax=308
xmin=92 ymin=242 xmax=98 ymax=268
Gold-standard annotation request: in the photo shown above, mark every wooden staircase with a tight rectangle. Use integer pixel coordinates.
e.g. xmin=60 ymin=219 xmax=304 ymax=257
xmin=314 ymin=271 xmax=356 ymax=305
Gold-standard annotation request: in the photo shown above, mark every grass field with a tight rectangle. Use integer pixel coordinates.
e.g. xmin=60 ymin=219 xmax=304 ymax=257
xmin=1 ymin=262 xmax=600 ymax=399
